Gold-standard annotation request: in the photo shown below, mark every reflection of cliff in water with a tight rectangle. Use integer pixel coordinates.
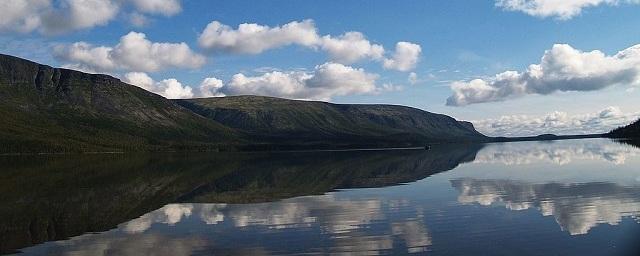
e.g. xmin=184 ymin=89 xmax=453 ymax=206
xmin=0 ymin=144 xmax=482 ymax=254
xmin=450 ymin=178 xmax=640 ymax=235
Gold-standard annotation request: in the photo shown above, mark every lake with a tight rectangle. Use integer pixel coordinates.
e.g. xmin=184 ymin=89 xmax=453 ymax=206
xmin=1 ymin=139 xmax=639 ymax=255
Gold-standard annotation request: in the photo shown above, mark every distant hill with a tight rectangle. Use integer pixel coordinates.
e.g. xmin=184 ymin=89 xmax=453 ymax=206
xmin=0 ymin=54 xmax=238 ymax=153
xmin=492 ymin=133 xmax=604 ymax=142
xmin=0 ymin=54 xmax=486 ymax=153
xmin=608 ymin=119 xmax=640 ymax=139
xmin=177 ymin=96 xmax=487 ymax=148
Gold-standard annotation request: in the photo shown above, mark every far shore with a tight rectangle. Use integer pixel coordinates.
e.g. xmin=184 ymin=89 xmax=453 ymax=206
xmin=1 ymin=134 xmax=626 ymax=156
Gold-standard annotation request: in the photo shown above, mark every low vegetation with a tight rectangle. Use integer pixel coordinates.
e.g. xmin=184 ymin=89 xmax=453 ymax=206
xmin=0 ymin=54 xmax=487 ymax=153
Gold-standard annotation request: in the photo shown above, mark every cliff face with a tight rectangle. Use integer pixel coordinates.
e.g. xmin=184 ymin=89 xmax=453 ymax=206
xmin=0 ymin=54 xmax=237 ymax=153
xmin=177 ymin=96 xmax=487 ymax=146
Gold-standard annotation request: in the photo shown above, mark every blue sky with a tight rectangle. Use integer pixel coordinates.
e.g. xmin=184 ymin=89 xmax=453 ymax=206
xmin=2 ymin=0 xmax=640 ymax=136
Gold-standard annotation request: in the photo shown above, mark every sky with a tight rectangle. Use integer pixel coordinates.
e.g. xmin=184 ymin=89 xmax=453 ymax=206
xmin=1 ymin=0 xmax=640 ymax=136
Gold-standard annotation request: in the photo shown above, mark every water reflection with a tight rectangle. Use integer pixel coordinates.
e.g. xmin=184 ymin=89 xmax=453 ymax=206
xmin=0 ymin=144 xmax=480 ymax=254
xmin=451 ymin=178 xmax=640 ymax=235
xmin=3 ymin=139 xmax=640 ymax=255
xmin=474 ymin=140 xmax=639 ymax=165
xmin=26 ymin=196 xmax=431 ymax=255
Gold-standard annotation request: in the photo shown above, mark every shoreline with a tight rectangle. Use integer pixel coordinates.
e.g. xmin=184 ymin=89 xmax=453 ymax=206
xmin=0 ymin=135 xmax=626 ymax=156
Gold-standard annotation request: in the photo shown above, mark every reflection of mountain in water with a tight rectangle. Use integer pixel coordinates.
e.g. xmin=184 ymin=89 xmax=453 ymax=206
xmin=179 ymin=144 xmax=483 ymax=203
xmin=473 ymin=139 xmax=640 ymax=165
xmin=0 ymin=144 xmax=481 ymax=254
xmin=451 ymin=178 xmax=640 ymax=235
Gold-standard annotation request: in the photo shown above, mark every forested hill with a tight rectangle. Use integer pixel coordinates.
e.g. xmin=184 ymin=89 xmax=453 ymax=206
xmin=0 ymin=54 xmax=238 ymax=153
xmin=608 ymin=119 xmax=640 ymax=139
xmin=176 ymin=96 xmax=486 ymax=147
xmin=0 ymin=54 xmax=487 ymax=153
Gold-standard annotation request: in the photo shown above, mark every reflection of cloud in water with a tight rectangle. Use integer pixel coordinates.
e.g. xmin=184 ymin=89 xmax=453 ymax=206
xmin=123 ymin=204 xmax=194 ymax=233
xmin=451 ymin=178 xmax=640 ymax=235
xmin=474 ymin=140 xmax=640 ymax=165
xmin=199 ymin=204 xmax=226 ymax=225
xmin=113 ymin=194 xmax=431 ymax=254
xmin=392 ymin=220 xmax=432 ymax=253
xmin=30 ymin=233 xmax=208 ymax=256
xmin=228 ymin=195 xmax=384 ymax=234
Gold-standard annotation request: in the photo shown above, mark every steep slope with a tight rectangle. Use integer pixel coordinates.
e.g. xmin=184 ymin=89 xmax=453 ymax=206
xmin=1 ymin=54 xmax=486 ymax=152
xmin=608 ymin=119 xmax=640 ymax=139
xmin=0 ymin=54 xmax=237 ymax=153
xmin=177 ymin=96 xmax=487 ymax=147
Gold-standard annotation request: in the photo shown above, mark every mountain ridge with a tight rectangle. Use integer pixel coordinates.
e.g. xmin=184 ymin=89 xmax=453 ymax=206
xmin=0 ymin=53 xmax=238 ymax=153
xmin=176 ymin=95 xmax=485 ymax=147
xmin=0 ymin=53 xmax=486 ymax=153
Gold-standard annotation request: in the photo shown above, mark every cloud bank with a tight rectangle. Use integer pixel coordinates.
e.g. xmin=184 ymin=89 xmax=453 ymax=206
xmin=0 ymin=0 xmax=182 ymax=35
xmin=54 ymin=31 xmax=205 ymax=73
xmin=473 ymin=106 xmax=640 ymax=137
xmin=220 ymin=62 xmax=379 ymax=101
xmin=447 ymin=44 xmax=640 ymax=106
xmin=198 ymin=20 xmax=421 ymax=71
xmin=123 ymin=62 xmax=386 ymax=100
xmin=197 ymin=20 xmax=319 ymax=55
xmin=496 ymin=0 xmax=640 ymax=20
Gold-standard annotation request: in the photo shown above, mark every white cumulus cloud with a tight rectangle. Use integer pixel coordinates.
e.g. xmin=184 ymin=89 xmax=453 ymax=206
xmin=123 ymin=72 xmax=194 ymax=99
xmin=198 ymin=20 xmax=319 ymax=54
xmin=39 ymin=0 xmax=120 ymax=35
xmin=220 ymin=62 xmax=380 ymax=101
xmin=473 ymin=106 xmax=640 ymax=137
xmin=496 ymin=0 xmax=640 ymax=20
xmin=121 ymin=63 xmax=382 ymax=101
xmin=198 ymin=20 xmax=421 ymax=71
xmin=0 ymin=0 xmax=55 ymax=33
xmin=0 ymin=0 xmax=182 ymax=34
xmin=199 ymin=77 xmax=226 ymax=97
xmin=383 ymin=42 xmax=422 ymax=72
xmin=320 ymin=32 xmax=385 ymax=64
xmin=54 ymin=31 xmax=205 ymax=73
xmin=447 ymin=43 xmax=640 ymax=106
xmin=129 ymin=0 xmax=181 ymax=16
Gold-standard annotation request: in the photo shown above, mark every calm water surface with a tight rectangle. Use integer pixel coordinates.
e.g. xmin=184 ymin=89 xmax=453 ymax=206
xmin=1 ymin=139 xmax=640 ymax=255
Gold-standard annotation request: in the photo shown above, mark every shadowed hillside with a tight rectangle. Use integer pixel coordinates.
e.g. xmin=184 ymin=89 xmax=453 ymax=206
xmin=177 ymin=96 xmax=486 ymax=148
xmin=0 ymin=54 xmax=238 ymax=153
xmin=1 ymin=54 xmax=487 ymax=153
